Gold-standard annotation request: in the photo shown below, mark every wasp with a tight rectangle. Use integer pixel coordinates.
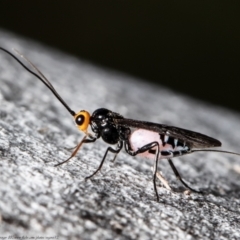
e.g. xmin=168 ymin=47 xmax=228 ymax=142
xmin=1 ymin=47 xmax=239 ymax=201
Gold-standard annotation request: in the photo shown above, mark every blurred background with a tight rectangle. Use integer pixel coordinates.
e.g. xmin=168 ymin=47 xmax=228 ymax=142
xmin=0 ymin=1 xmax=240 ymax=112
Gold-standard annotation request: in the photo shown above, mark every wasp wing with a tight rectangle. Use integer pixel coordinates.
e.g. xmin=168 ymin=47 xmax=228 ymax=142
xmin=114 ymin=118 xmax=221 ymax=149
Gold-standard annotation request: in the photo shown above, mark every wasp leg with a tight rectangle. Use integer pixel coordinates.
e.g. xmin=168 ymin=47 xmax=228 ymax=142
xmin=110 ymin=141 xmax=123 ymax=163
xmin=154 ymin=169 xmax=171 ymax=190
xmin=125 ymin=141 xmax=160 ymax=202
xmin=168 ymin=159 xmax=203 ymax=193
xmin=111 ymin=153 xmax=118 ymax=163
xmin=85 ymin=141 xmax=123 ymax=180
xmin=54 ymin=135 xmax=97 ymax=167
xmin=65 ymin=144 xmax=78 ymax=151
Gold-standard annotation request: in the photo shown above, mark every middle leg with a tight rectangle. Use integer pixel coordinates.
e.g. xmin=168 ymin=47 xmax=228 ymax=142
xmin=85 ymin=141 xmax=123 ymax=180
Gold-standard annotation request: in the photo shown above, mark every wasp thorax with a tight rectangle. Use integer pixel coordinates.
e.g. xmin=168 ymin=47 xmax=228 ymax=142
xmin=74 ymin=110 xmax=90 ymax=132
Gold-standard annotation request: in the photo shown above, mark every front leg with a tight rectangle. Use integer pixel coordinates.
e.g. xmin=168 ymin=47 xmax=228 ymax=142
xmin=54 ymin=134 xmax=98 ymax=167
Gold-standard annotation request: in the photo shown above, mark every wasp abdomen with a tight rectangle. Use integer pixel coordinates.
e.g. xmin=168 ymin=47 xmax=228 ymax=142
xmin=130 ymin=129 xmax=190 ymax=159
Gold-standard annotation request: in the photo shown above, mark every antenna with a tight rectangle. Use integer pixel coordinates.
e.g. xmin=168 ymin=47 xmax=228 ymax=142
xmin=0 ymin=47 xmax=76 ymax=116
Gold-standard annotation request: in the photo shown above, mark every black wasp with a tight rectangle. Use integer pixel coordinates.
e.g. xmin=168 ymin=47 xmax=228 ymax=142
xmin=1 ymin=47 xmax=239 ymax=202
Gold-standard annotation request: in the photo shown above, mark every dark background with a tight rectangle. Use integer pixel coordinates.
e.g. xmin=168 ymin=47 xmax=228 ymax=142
xmin=0 ymin=1 xmax=240 ymax=112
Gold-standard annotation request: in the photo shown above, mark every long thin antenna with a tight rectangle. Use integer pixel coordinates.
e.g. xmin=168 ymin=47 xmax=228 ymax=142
xmin=0 ymin=47 xmax=76 ymax=116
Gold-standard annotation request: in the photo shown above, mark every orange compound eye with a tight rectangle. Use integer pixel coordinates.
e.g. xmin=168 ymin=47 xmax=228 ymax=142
xmin=74 ymin=110 xmax=91 ymax=132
